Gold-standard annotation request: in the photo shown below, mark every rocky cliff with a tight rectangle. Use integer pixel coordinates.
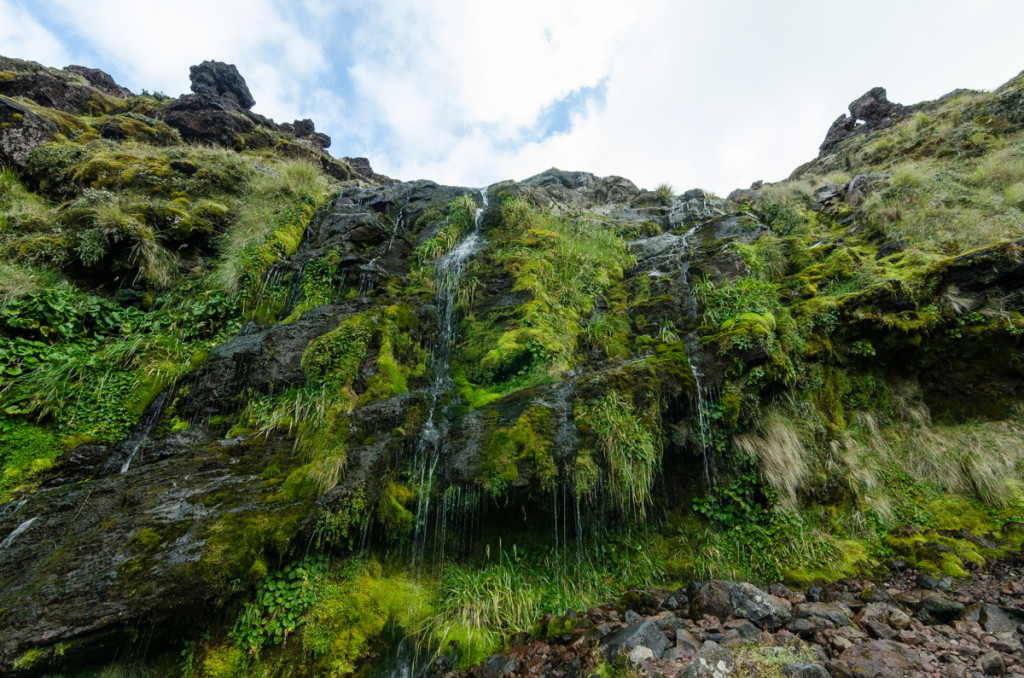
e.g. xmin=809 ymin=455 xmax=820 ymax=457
xmin=1 ymin=57 xmax=1024 ymax=677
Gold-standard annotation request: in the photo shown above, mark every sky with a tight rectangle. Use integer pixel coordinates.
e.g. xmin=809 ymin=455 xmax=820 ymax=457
xmin=3 ymin=0 xmax=1024 ymax=195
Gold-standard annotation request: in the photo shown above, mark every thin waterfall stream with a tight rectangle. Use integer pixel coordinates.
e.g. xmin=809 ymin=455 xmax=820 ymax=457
xmin=676 ymin=224 xmax=716 ymax=485
xmin=409 ymin=189 xmax=488 ymax=568
xmin=375 ymin=190 xmax=489 ymax=678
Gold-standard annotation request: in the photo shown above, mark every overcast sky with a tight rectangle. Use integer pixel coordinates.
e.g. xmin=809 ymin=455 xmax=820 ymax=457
xmin=3 ymin=0 xmax=1024 ymax=194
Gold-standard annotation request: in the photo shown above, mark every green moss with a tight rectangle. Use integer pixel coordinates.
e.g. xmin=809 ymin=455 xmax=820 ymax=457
xmin=300 ymin=561 xmax=426 ymax=676
xmin=0 ymin=419 xmax=64 ymax=495
xmin=376 ymin=480 xmax=416 ymax=539
xmin=131 ymin=527 xmax=163 ymax=552
xmin=477 ymin=405 xmax=556 ymax=496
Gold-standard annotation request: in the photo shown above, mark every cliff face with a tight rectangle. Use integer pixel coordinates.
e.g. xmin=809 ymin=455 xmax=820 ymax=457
xmin=1 ymin=57 xmax=1024 ymax=676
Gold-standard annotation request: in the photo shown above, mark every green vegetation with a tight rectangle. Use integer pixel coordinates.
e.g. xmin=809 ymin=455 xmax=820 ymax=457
xmin=453 ymin=196 xmax=633 ymax=406
xmin=577 ymin=390 xmax=661 ymax=517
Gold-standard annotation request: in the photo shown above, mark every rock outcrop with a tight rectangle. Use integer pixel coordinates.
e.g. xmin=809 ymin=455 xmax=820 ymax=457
xmin=819 ymin=86 xmax=906 ymax=156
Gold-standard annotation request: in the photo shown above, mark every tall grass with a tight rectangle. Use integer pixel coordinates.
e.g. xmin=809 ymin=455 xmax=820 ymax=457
xmin=577 ymin=390 xmax=661 ymax=517
xmin=420 ymin=538 xmax=667 ymax=664
xmin=213 ymin=159 xmax=331 ymax=294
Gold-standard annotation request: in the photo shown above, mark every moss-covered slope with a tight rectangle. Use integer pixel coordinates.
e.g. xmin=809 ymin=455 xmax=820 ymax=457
xmin=1 ymin=57 xmax=1024 ymax=677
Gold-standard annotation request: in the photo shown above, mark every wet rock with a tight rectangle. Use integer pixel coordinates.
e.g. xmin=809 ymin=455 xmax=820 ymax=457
xmin=876 ymin=239 xmax=907 ymax=260
xmin=980 ymin=650 xmax=1006 ymax=675
xmin=603 ymin=620 xmax=670 ymax=660
xmin=0 ymin=95 xmax=57 ymax=168
xmin=189 ymin=60 xmax=255 ymax=109
xmin=685 ymin=640 xmax=735 ymax=678
xmin=840 ymin=639 xmax=928 ymax=677
xmin=729 ymin=582 xmax=792 ymax=630
xmin=780 ymin=663 xmax=829 ymax=678
xmin=914 ymin=592 xmax=965 ymax=625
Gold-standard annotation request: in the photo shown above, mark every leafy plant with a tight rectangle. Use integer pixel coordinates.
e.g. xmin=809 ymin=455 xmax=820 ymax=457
xmin=230 ymin=557 xmax=326 ymax=654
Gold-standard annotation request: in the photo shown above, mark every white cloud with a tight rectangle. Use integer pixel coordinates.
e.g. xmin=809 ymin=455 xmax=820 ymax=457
xmin=0 ymin=1 xmax=68 ymax=66
xmin=7 ymin=0 xmax=1024 ymax=195
xmin=28 ymin=0 xmax=330 ymax=126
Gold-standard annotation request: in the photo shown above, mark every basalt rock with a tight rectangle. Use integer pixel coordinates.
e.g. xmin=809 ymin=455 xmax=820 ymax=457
xmin=819 ymin=87 xmax=906 ymax=156
xmin=63 ymin=64 xmax=133 ymax=98
xmin=0 ymin=56 xmax=106 ymax=113
xmin=189 ymin=60 xmax=255 ymax=110
xmin=0 ymin=95 xmax=58 ymax=168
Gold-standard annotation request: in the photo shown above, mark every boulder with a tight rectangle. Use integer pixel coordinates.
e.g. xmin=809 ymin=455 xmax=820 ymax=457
xmin=154 ymin=93 xmax=254 ymax=146
xmin=602 ymin=620 xmax=670 ymax=660
xmin=980 ymin=650 xmax=1005 ymax=676
xmin=286 ymin=118 xmax=331 ymax=152
xmin=482 ymin=653 xmax=518 ymax=678
xmin=684 ymin=640 xmax=735 ymax=678
xmin=795 ymin=601 xmax=853 ymax=627
xmin=189 ymin=60 xmax=255 ymax=110
xmin=840 ymin=640 xmax=927 ymax=677
xmin=964 ymin=603 xmax=1018 ymax=634
xmin=914 ymin=592 xmax=964 ymax=625
xmin=780 ymin=663 xmax=829 ymax=678
xmin=819 ymin=87 xmax=905 ymax=155
xmin=845 ymin=173 xmax=889 ymax=206
xmin=693 ymin=580 xmax=734 ymax=621
xmin=729 ymin=582 xmax=792 ymax=630
xmin=0 ymin=95 xmax=58 ymax=168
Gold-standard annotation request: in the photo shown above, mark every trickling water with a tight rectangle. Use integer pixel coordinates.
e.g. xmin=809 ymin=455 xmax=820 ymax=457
xmin=120 ymin=391 xmax=170 ymax=474
xmin=675 ymin=225 xmax=716 ymax=484
xmin=359 ymin=211 xmax=405 ymax=297
xmin=0 ymin=516 xmax=36 ymax=551
xmin=409 ymin=191 xmax=488 ymax=568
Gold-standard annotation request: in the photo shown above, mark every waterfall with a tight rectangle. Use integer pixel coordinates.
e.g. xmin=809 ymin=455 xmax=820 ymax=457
xmin=409 ymin=190 xmax=487 ymax=568
xmin=676 ymin=225 xmax=716 ymax=485
xmin=119 ymin=391 xmax=170 ymax=474
xmin=0 ymin=516 xmax=36 ymax=551
xmin=359 ymin=210 xmax=404 ymax=297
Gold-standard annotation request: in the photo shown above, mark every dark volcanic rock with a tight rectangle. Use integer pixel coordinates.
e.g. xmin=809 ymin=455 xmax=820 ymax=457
xmin=0 ymin=428 xmax=316 ymax=671
xmin=0 ymin=95 xmax=58 ymax=168
xmin=819 ymin=87 xmax=906 ymax=156
xmin=840 ymin=640 xmax=927 ymax=677
xmin=189 ymin=60 xmax=255 ymax=110
xmin=693 ymin=580 xmax=734 ymax=621
xmin=63 ymin=64 xmax=132 ymax=97
xmin=154 ymin=93 xmax=255 ymax=146
xmin=602 ymin=620 xmax=671 ymax=660
xmin=0 ymin=57 xmax=98 ymax=113
xmin=729 ymin=582 xmax=792 ymax=630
